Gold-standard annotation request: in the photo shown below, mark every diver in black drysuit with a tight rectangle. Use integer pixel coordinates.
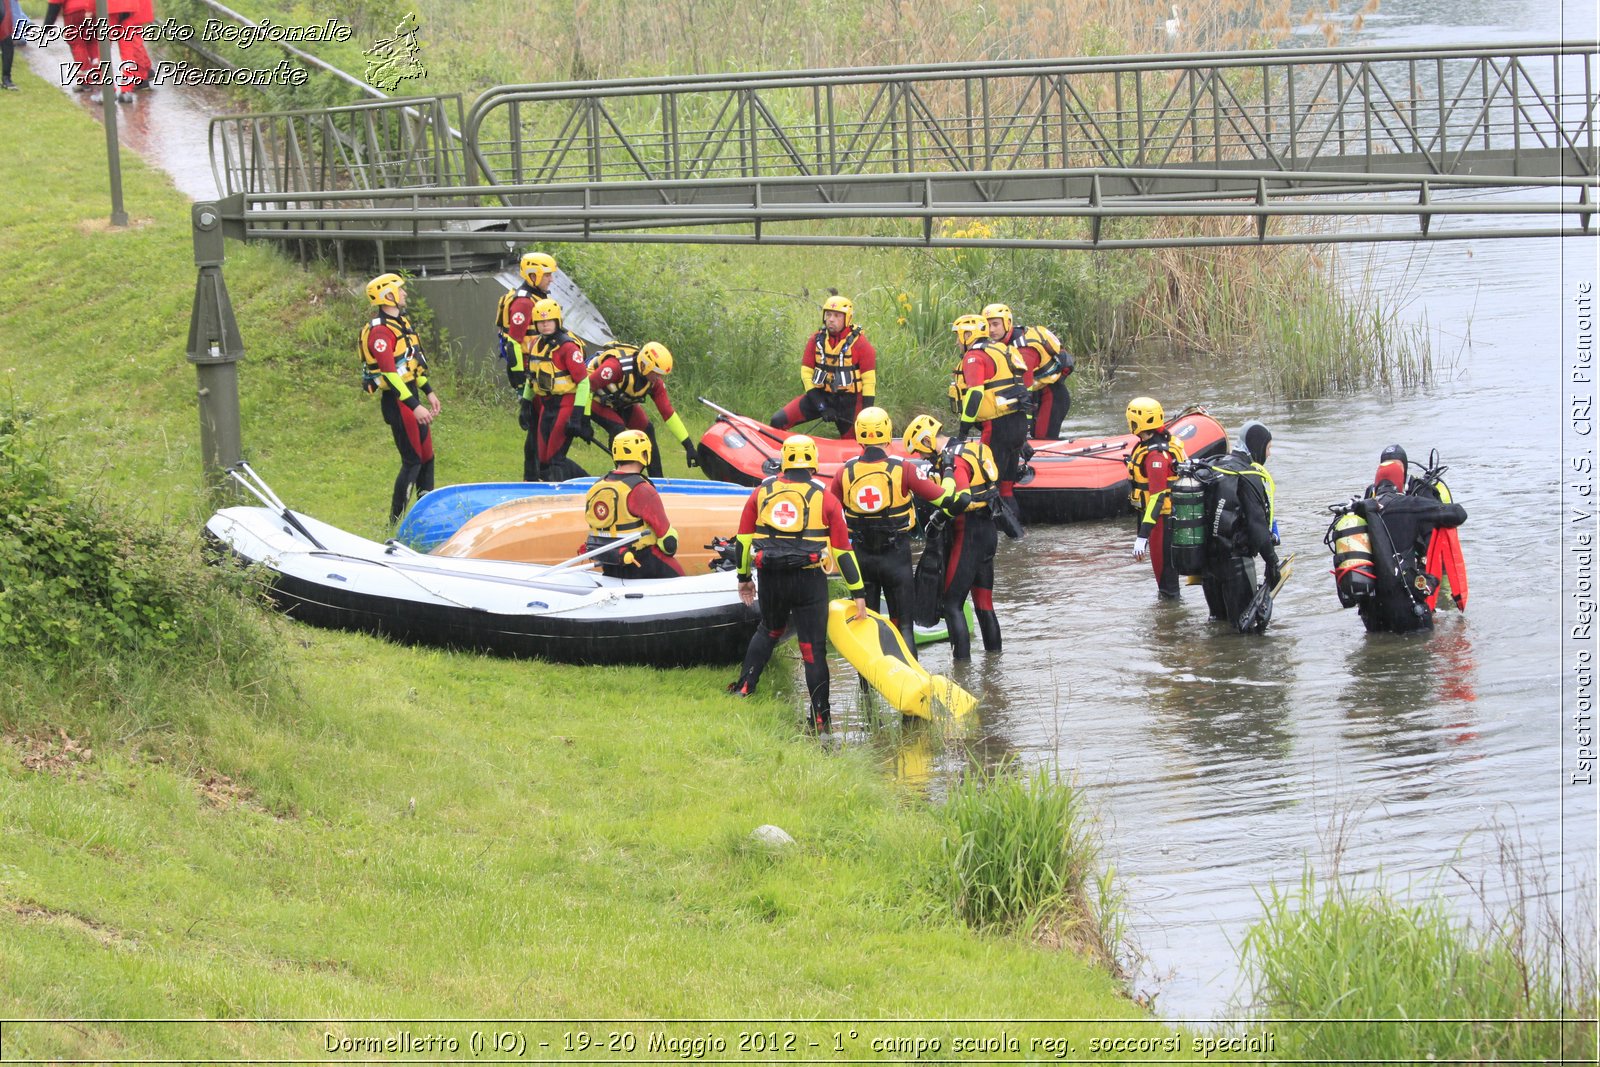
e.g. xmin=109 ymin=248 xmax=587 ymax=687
xmin=1352 ymin=471 xmax=1467 ymax=634
xmin=1201 ymin=422 xmax=1282 ymax=631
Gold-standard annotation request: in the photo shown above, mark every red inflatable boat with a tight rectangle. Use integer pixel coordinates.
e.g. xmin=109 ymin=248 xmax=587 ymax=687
xmin=695 ymin=402 xmax=1228 ymax=523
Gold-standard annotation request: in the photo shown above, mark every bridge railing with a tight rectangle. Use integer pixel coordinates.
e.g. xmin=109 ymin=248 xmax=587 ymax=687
xmin=210 ymin=94 xmax=471 ymax=200
xmin=464 ymin=42 xmax=1596 ymax=197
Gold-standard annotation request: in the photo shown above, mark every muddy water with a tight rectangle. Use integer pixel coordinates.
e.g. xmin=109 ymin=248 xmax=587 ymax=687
xmin=833 ymin=2 xmax=1598 ymax=1021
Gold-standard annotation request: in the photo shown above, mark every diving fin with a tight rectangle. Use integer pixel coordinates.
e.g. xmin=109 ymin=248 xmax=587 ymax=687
xmin=1424 ymin=527 xmax=1468 ymax=611
xmin=1237 ymin=553 xmax=1295 ymax=635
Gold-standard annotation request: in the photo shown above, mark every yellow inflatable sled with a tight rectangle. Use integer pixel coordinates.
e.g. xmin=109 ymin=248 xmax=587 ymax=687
xmin=827 ymin=600 xmax=978 ymax=720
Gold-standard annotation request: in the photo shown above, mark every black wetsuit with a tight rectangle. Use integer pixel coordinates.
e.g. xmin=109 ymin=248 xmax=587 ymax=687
xmin=1353 ymin=486 xmax=1467 ymax=633
xmin=1200 ymin=450 xmax=1279 ymax=630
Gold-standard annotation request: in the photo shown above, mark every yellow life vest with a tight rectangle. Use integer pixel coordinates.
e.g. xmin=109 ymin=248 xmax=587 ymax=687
xmin=358 ymin=312 xmax=427 ymax=395
xmin=1128 ymin=434 xmax=1188 ymax=516
xmin=838 ymin=455 xmax=915 ymax=535
xmin=953 ymin=440 xmax=1000 ymax=510
xmin=948 ymin=340 xmax=1029 ymax=421
xmin=528 ymin=332 xmax=580 ymax=397
xmin=752 ymin=476 xmax=830 ymax=568
xmin=810 ymin=326 xmax=866 ymax=393
xmin=588 ymin=343 xmax=652 ymax=406
xmin=494 ymin=283 xmax=543 ymax=372
xmin=1014 ymin=324 xmax=1067 ymax=387
xmin=584 ymin=471 xmax=657 ymax=551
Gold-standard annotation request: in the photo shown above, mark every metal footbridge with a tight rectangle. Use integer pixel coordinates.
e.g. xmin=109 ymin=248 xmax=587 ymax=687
xmin=205 ymin=41 xmax=1598 ymax=260
xmin=186 ymin=41 xmax=1599 ymax=474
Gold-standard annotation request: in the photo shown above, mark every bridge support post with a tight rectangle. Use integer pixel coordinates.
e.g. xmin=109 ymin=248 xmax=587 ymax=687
xmin=185 ymin=197 xmax=247 ymax=488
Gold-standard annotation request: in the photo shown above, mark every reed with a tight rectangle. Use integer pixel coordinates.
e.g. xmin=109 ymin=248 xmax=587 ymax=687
xmin=940 ymin=762 xmax=1126 ymax=972
xmin=1240 ymin=853 xmax=1597 ymax=1062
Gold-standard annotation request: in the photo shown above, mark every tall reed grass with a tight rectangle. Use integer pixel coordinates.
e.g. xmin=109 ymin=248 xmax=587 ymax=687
xmin=940 ymin=763 xmax=1126 ymax=972
xmin=1241 ymin=841 xmax=1597 ymax=1063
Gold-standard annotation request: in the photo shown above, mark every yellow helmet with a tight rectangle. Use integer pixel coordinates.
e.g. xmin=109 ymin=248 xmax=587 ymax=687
xmin=1126 ymin=396 xmax=1165 ymax=435
xmin=902 ymin=414 xmax=943 ymax=456
xmin=520 ymin=251 xmax=557 ymax=288
xmin=854 ymin=406 xmax=893 ymax=446
xmin=637 ymin=341 xmax=673 ymax=376
xmin=951 ymin=314 xmax=986 ymax=348
xmin=821 ymin=294 xmax=854 ymax=329
xmin=981 ymin=302 xmax=1014 ymax=334
xmin=532 ymin=297 xmax=563 ymax=326
xmin=612 ymin=428 xmax=652 ymax=467
xmin=780 ymin=434 xmax=819 ymax=471
xmin=366 ymin=272 xmax=405 ymax=307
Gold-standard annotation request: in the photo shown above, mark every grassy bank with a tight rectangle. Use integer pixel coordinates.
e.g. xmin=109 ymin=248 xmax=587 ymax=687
xmin=0 ymin=61 xmax=1206 ymax=1063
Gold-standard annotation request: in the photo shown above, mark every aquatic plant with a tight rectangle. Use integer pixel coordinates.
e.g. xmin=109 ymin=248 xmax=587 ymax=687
xmin=940 ymin=762 xmax=1127 ymax=971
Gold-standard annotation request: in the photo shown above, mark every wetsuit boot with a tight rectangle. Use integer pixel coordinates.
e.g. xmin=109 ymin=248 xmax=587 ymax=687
xmin=809 ymin=702 xmax=831 ymax=732
xmin=975 ymin=608 xmax=1003 ymax=653
xmin=728 ymin=629 xmax=778 ymax=695
xmin=942 ymin=600 xmax=972 ymax=661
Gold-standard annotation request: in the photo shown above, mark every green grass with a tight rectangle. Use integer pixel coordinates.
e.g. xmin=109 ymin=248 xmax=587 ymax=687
xmin=1240 ymin=866 xmax=1597 ymax=1062
xmin=0 ymin=62 xmax=1213 ymax=1063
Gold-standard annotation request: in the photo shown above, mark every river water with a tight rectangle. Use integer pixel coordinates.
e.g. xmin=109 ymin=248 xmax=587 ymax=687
xmin=838 ymin=0 xmax=1599 ymax=1023
xmin=29 ymin=0 xmax=1596 ymax=1027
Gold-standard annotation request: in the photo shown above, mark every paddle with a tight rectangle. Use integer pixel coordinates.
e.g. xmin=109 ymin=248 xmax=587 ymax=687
xmin=227 ymin=462 xmax=328 ymax=551
xmin=697 ymin=397 xmax=786 ymax=447
xmin=1237 ymin=552 xmax=1295 ymax=635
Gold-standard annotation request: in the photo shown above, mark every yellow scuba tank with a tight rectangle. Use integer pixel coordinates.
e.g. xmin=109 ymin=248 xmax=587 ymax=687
xmin=1328 ymin=510 xmax=1377 ymax=608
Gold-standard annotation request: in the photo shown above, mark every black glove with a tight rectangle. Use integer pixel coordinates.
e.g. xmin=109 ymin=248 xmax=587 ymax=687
xmin=682 ymin=439 xmax=700 ymax=468
xmin=567 ymin=410 xmax=593 ymax=443
xmin=1264 ymin=556 xmax=1282 ymax=590
xmin=506 ymin=367 xmax=526 ymax=392
xmin=517 ymin=398 xmax=534 ymax=432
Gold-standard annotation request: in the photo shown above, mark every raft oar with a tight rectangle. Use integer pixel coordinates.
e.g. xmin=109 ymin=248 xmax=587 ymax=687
xmin=1026 ymin=439 xmax=1131 ymax=463
xmin=227 ymin=462 xmax=327 ymax=551
xmin=698 ymin=397 xmax=787 ymax=447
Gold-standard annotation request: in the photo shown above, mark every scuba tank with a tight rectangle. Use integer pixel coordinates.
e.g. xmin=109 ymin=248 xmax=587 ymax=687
xmin=1168 ymin=467 xmax=1210 ymax=576
xmin=1326 ymin=509 xmax=1376 ymax=608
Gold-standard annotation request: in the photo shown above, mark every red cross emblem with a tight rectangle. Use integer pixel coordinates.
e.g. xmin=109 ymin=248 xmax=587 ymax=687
xmin=855 ymin=485 xmax=883 ymax=512
xmin=591 ymin=500 xmax=611 ymax=521
xmin=771 ymin=500 xmax=799 ymax=529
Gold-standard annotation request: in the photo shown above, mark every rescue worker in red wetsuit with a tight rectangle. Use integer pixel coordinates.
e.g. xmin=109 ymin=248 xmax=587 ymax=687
xmin=520 ymin=298 xmax=590 ymax=481
xmin=577 ymin=341 xmax=699 ymax=478
xmin=950 ymin=313 xmax=1028 ymax=538
xmin=496 ymin=251 xmax=555 ymax=391
xmin=770 ymin=295 xmax=877 ymax=438
xmin=359 ymin=273 xmax=439 ymax=523
xmin=828 ymin=407 xmax=954 ymax=656
xmin=903 ymin=414 xmax=1002 ymax=661
xmin=105 ymin=0 xmax=152 ymax=93
xmin=1352 ymin=457 xmax=1468 ymax=633
xmin=583 ymin=430 xmax=685 ymax=580
xmin=982 ymin=303 xmax=1074 ymax=441
xmin=1127 ymin=396 xmax=1187 ymax=599
xmin=727 ymin=435 xmax=868 ymax=731
xmin=42 ymin=0 xmax=100 ymax=91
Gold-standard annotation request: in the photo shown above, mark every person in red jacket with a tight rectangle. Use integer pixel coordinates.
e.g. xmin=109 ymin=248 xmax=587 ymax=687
xmin=579 ymin=341 xmax=698 ymax=478
xmin=583 ymin=430 xmax=685 ymax=580
xmin=1126 ymin=396 xmax=1187 ymax=599
xmin=495 ymin=251 xmax=556 ymax=391
xmin=983 ymin=303 xmax=1074 ymax=441
xmin=828 ymin=406 xmax=952 ymax=655
xmin=519 ymin=298 xmax=589 ymax=481
xmin=950 ymin=313 xmax=1028 ymax=538
xmin=359 ymin=274 xmax=440 ymax=523
xmin=727 ymin=434 xmax=867 ymax=731
xmin=42 ymin=0 xmax=101 ymax=91
xmin=106 ymin=0 xmax=152 ymax=94
xmin=770 ymin=295 xmax=877 ymax=438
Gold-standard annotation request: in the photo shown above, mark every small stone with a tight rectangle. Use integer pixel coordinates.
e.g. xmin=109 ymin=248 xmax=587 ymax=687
xmin=751 ymin=824 xmax=794 ymax=848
